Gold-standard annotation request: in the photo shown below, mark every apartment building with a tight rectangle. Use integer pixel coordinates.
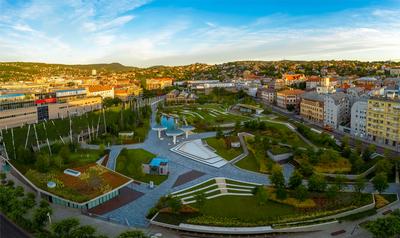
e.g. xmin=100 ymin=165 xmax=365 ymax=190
xmin=145 ymin=78 xmax=173 ymax=90
xmin=257 ymin=88 xmax=275 ymax=104
xmin=87 ymin=85 xmax=114 ymax=98
xmin=351 ymin=99 xmax=368 ymax=138
xmin=300 ymin=92 xmax=325 ymax=124
xmin=276 ymin=89 xmax=305 ymax=111
xmin=0 ymin=90 xmax=102 ymax=129
xmin=283 ymin=74 xmax=306 ymax=85
xmin=366 ymin=97 xmax=400 ymax=148
xmin=306 ymin=76 xmax=321 ymax=89
xmin=324 ymin=92 xmax=350 ymax=129
xmin=166 ymin=90 xmax=196 ymax=104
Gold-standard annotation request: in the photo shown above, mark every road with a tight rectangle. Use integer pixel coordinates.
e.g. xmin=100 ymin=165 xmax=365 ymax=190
xmin=268 ymin=104 xmax=400 ymax=157
xmin=0 ymin=213 xmax=31 ymax=238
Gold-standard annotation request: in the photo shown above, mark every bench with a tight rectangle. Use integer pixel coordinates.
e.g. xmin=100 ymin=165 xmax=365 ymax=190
xmin=331 ymin=230 xmax=346 ymax=236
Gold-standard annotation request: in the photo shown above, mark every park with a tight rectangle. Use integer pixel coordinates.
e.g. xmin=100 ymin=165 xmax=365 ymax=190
xmin=1 ymin=91 xmax=399 ymax=237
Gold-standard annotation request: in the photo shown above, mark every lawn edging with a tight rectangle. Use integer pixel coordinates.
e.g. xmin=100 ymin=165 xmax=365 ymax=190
xmin=149 ymin=193 xmax=375 ymax=234
xmin=149 ymin=213 xmax=339 ymax=235
xmin=1 ymin=155 xmax=133 ymax=207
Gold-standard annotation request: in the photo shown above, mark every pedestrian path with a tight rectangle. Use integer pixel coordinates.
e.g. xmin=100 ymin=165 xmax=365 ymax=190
xmin=106 ymin=147 xmax=122 ymax=170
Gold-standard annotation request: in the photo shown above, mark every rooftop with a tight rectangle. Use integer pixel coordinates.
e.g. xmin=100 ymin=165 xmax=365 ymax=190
xmin=149 ymin=157 xmax=169 ymax=167
xmin=87 ymin=85 xmax=113 ymax=92
xmin=277 ymin=89 xmax=305 ymax=96
xmin=301 ymin=91 xmax=325 ymax=102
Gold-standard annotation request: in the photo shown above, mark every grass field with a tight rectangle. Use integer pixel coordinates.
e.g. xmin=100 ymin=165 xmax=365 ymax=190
xmin=1 ymin=105 xmax=151 ymax=159
xmin=160 ymin=103 xmax=249 ymax=130
xmin=204 ymin=137 xmax=242 ymax=161
xmin=195 ymin=196 xmax=296 ymax=221
xmin=115 ymin=149 xmax=168 ymax=185
xmin=235 ymin=152 xmax=260 ymax=172
xmin=155 ymin=190 xmax=373 ymax=227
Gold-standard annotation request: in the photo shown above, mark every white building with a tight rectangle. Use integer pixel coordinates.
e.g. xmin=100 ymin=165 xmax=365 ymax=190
xmin=324 ymin=92 xmax=350 ymax=129
xmin=87 ymin=85 xmax=114 ymax=99
xmin=350 ymin=99 xmax=368 ymax=138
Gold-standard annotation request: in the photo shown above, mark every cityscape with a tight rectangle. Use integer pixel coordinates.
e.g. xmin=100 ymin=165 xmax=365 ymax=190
xmin=1 ymin=1 xmax=400 ymax=238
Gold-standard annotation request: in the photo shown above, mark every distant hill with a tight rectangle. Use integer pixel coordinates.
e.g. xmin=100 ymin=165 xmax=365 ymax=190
xmin=70 ymin=62 xmax=137 ymax=71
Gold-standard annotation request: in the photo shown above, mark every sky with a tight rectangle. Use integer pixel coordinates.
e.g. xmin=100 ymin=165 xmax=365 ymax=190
xmin=0 ymin=0 xmax=400 ymax=67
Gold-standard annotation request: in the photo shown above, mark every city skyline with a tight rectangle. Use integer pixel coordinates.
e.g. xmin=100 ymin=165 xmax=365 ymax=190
xmin=1 ymin=0 xmax=400 ymax=67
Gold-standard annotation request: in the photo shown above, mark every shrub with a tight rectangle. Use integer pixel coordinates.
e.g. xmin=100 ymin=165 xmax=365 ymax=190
xmin=375 ymin=194 xmax=389 ymax=209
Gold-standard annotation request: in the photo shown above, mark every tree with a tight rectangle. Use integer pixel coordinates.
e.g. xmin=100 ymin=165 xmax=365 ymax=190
xmin=35 ymin=153 xmax=50 ymax=173
xmin=363 ymin=144 xmax=376 ymax=160
xmin=50 ymin=218 xmax=105 ymax=238
xmin=299 ymin=161 xmax=314 ymax=177
xmin=372 ymin=172 xmax=389 ymax=194
xmin=51 ymin=218 xmax=80 ymax=237
xmin=270 ymin=165 xmax=285 ymax=188
xmin=294 ymin=184 xmax=308 ymax=201
xmin=375 ymin=159 xmax=393 ymax=174
xmin=365 ymin=210 xmax=400 ymax=238
xmin=0 ymin=172 xmax=6 ymax=184
xmin=276 ymin=186 xmax=287 ymax=200
xmin=354 ymin=177 xmax=366 ymax=194
xmin=288 ymin=170 xmax=303 ymax=189
xmin=307 ymin=174 xmax=327 ymax=192
xmin=326 ymin=184 xmax=340 ymax=200
xmin=335 ymin=175 xmax=347 ymax=192
xmin=59 ymin=145 xmax=71 ymax=164
xmin=167 ymin=196 xmax=182 ymax=214
xmin=216 ymin=128 xmax=224 ymax=139
xmin=33 ymin=201 xmax=52 ymax=230
xmin=254 ymin=186 xmax=268 ymax=205
xmin=194 ymin=192 xmax=206 ymax=208
xmin=17 ymin=146 xmax=33 ymax=164
xmin=117 ymin=230 xmax=149 ymax=238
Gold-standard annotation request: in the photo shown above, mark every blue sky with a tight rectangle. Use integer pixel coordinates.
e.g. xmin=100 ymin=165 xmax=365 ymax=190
xmin=0 ymin=0 xmax=399 ymax=66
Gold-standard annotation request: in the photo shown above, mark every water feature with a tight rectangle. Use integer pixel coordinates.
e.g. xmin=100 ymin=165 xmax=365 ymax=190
xmin=161 ymin=116 xmax=176 ymax=130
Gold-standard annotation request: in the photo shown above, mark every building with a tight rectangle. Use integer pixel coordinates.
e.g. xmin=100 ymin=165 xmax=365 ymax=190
xmin=283 ymin=74 xmax=306 ymax=85
xmin=390 ymin=67 xmax=400 ymax=77
xmin=257 ymin=88 xmax=275 ymax=104
xmin=351 ymin=99 xmax=368 ymax=138
xmin=145 ymin=78 xmax=173 ymax=90
xmin=366 ymin=96 xmax=400 ymax=148
xmin=234 ymin=104 xmax=264 ymax=115
xmin=324 ymin=92 xmax=350 ymax=129
xmin=166 ymin=90 xmax=197 ymax=104
xmin=87 ymin=85 xmax=114 ymax=99
xmin=267 ymin=79 xmax=285 ymax=90
xmin=142 ymin=157 xmax=169 ymax=175
xmin=47 ymin=96 xmax=102 ymax=119
xmin=316 ymin=77 xmax=337 ymax=94
xmin=306 ymin=76 xmax=321 ymax=89
xmin=0 ymin=90 xmax=102 ymax=129
xmin=276 ymin=89 xmax=305 ymax=111
xmin=300 ymin=92 xmax=325 ymax=124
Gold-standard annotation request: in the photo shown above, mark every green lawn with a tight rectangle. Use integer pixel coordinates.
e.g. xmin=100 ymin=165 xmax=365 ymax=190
xmin=160 ymin=103 xmax=249 ymax=131
xmin=235 ymin=152 xmax=260 ymax=173
xmin=115 ymin=149 xmax=168 ymax=185
xmin=204 ymin=137 xmax=242 ymax=161
xmin=197 ymin=196 xmax=297 ymax=221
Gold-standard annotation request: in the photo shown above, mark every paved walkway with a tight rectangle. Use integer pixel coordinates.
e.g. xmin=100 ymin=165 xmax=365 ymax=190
xmin=81 ymin=104 xmax=269 ymax=227
xmin=77 ymin=101 xmax=400 ymax=235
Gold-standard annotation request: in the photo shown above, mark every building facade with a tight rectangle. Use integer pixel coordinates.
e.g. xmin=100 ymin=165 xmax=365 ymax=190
xmin=257 ymin=88 xmax=275 ymax=104
xmin=323 ymin=92 xmax=350 ymax=129
xmin=145 ymin=78 xmax=173 ymax=90
xmin=276 ymin=89 xmax=304 ymax=111
xmin=366 ymin=97 xmax=400 ymax=148
xmin=300 ymin=92 xmax=325 ymax=124
xmin=351 ymin=100 xmax=368 ymax=138
xmin=87 ymin=85 xmax=114 ymax=99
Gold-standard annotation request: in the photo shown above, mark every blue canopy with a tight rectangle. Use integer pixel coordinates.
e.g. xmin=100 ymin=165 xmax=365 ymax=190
xmin=149 ymin=157 xmax=168 ymax=167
